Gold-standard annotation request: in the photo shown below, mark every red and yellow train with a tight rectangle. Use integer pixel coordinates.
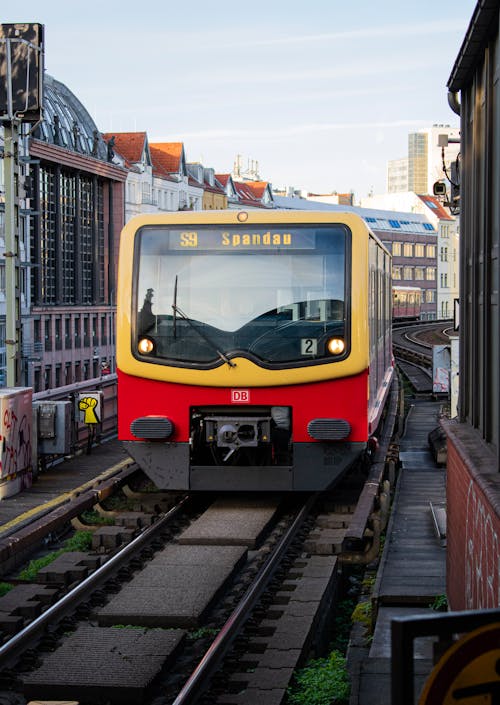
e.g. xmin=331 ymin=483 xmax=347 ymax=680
xmin=116 ymin=210 xmax=393 ymax=491
xmin=392 ymin=285 xmax=422 ymax=321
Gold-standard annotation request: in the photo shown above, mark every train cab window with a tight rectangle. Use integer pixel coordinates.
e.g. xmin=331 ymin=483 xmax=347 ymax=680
xmin=134 ymin=224 xmax=349 ymax=367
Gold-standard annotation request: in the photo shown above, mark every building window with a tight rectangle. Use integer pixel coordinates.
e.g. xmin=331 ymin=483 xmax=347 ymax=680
xmin=34 ymin=319 xmax=41 ymax=346
xmin=55 ymin=317 xmax=62 ymax=350
xmin=403 ymin=266 xmax=413 ymax=280
xmin=45 ymin=319 xmax=52 ymax=351
xmin=392 ymin=242 xmax=402 ymax=256
xmin=426 ymin=244 xmax=436 ymax=258
xmin=101 ymin=315 xmax=107 ymax=345
xmin=34 ymin=165 xmax=104 ymax=307
xmin=34 ymin=368 xmax=41 ymax=393
xmin=80 ymin=177 xmax=94 ymax=305
xmin=37 ymin=167 xmax=57 ymax=304
xmin=83 ymin=317 xmax=90 ymax=347
xmin=0 ymin=264 xmax=5 ymax=299
xmin=392 ymin=266 xmax=401 ymax=280
xmin=74 ymin=316 xmax=81 ymax=347
xmin=60 ymin=172 xmax=76 ymax=304
xmin=19 ymin=267 xmax=26 ymax=304
xmin=142 ymin=182 xmax=151 ymax=204
xmin=415 ymin=244 xmax=425 ymax=257
xmin=426 ymin=289 xmax=436 ymax=303
xmin=65 ymin=318 xmax=71 ymax=348
xmin=403 ymin=243 xmax=414 ymax=257
xmin=0 ymin=322 xmax=5 ymax=385
xmin=415 ymin=267 xmax=425 ymax=280
xmin=426 ymin=267 xmax=436 ymax=281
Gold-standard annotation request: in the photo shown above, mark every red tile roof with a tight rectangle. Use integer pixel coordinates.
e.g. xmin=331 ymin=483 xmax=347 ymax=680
xmin=102 ymin=132 xmax=147 ymax=166
xmin=233 ymin=181 xmax=267 ymax=208
xmin=243 ymin=181 xmax=269 ymax=199
xmin=417 ymin=194 xmax=455 ymax=220
xmin=215 ymin=174 xmax=229 ymax=185
xmin=204 ymin=178 xmax=226 ymax=195
xmin=149 ymin=142 xmax=184 ymax=174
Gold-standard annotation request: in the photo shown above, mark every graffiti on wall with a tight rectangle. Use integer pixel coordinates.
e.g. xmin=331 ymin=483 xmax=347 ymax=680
xmin=0 ymin=393 xmax=32 ymax=487
xmin=465 ymin=479 xmax=500 ymax=609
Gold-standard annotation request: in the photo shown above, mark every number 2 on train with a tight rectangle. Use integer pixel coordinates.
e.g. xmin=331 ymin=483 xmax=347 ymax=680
xmin=301 ymin=338 xmax=317 ymax=355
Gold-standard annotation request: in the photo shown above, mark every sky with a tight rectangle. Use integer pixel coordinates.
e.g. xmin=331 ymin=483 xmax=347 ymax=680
xmin=4 ymin=0 xmax=477 ymax=199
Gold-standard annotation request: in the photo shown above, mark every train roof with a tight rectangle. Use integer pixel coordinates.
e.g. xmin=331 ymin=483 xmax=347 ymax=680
xmin=272 ymin=198 xmax=436 ymax=235
xmin=393 ymin=285 xmax=423 ymax=292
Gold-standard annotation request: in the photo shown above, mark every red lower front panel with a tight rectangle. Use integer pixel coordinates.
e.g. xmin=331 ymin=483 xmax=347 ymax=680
xmin=118 ymin=369 xmax=369 ymax=443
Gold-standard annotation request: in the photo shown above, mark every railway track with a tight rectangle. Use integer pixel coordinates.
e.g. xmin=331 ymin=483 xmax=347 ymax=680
xmin=0 ymin=490 xmax=318 ymax=703
xmin=0 ymin=383 xmax=401 ymax=705
xmin=0 ymin=355 xmax=409 ymax=705
xmin=393 ymin=321 xmax=454 ymax=395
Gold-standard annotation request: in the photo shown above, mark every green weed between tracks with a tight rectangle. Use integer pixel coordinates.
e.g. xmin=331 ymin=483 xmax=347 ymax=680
xmin=0 ymin=582 xmax=13 ymax=597
xmin=287 ymin=594 xmax=355 ymax=705
xmin=287 ymin=650 xmax=350 ymax=705
xmin=17 ymin=531 xmax=93 ymax=581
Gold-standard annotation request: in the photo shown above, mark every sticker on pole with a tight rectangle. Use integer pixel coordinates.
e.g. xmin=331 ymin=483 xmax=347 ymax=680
xmin=78 ymin=392 xmax=102 ymax=425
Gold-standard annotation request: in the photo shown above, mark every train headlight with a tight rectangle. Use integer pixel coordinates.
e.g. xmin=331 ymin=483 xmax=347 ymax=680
xmin=138 ymin=336 xmax=155 ymax=355
xmin=327 ymin=337 xmax=345 ymax=355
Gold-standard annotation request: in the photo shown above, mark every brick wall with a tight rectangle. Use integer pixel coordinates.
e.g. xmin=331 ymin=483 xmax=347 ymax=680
xmin=445 ymin=421 xmax=500 ymax=610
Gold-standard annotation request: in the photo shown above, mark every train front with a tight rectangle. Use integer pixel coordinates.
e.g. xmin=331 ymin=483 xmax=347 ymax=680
xmin=117 ymin=211 xmax=370 ymax=491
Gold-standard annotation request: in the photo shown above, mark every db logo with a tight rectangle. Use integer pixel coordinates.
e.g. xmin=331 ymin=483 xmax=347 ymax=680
xmin=231 ymin=389 xmax=250 ymax=403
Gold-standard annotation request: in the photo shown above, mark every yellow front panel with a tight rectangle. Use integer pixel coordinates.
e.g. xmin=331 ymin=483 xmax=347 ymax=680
xmin=117 ymin=210 xmax=372 ymax=387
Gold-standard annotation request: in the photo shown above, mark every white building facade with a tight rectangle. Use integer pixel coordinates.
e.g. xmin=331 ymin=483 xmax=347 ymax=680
xmin=387 ymin=125 xmax=460 ymax=196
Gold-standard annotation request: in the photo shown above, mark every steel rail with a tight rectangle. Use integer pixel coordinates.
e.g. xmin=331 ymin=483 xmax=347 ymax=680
xmin=0 ymin=495 xmax=191 ymax=668
xmin=171 ymin=493 xmax=317 ymax=705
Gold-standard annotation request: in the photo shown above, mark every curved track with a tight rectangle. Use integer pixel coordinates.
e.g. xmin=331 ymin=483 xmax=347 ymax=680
xmin=393 ymin=321 xmax=453 ymax=395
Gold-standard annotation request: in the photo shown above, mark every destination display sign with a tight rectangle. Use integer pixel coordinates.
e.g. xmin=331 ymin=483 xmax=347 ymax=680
xmin=142 ymin=227 xmax=321 ymax=252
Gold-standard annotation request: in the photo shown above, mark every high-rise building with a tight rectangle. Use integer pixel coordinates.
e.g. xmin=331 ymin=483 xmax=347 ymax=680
xmin=388 ymin=125 xmax=460 ymax=195
xmin=387 ymin=157 xmax=408 ymax=193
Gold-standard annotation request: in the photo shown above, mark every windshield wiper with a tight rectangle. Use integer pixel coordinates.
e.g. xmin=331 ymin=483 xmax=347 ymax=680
xmin=172 ymin=275 xmax=178 ymax=339
xmin=171 ymin=302 xmax=236 ymax=368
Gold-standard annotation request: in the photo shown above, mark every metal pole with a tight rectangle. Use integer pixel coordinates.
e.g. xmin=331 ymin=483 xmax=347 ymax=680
xmin=4 ymin=119 xmax=21 ymax=386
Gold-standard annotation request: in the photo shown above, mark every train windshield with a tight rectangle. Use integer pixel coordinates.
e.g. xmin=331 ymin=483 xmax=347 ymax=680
xmin=134 ymin=224 xmax=349 ymax=367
